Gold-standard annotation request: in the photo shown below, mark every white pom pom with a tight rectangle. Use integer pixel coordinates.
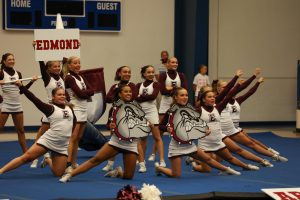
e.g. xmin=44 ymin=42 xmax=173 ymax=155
xmin=138 ymin=183 xmax=162 ymax=200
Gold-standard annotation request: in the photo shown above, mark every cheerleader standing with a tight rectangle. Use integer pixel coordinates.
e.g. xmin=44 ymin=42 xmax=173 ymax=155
xmin=102 ymin=66 xmax=137 ymax=172
xmin=59 ymin=85 xmax=142 ymax=182
xmin=155 ymin=87 xmax=240 ymax=177
xmin=149 ymin=57 xmax=187 ymax=161
xmin=64 ymin=56 xmax=94 ymax=174
xmin=136 ymin=65 xmax=166 ymax=172
xmin=0 ymin=53 xmax=37 ymax=153
xmin=0 ymin=81 xmax=75 ymax=177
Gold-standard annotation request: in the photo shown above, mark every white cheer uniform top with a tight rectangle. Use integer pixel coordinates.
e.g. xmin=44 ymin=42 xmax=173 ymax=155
xmin=159 ymin=72 xmax=181 ymax=113
xmin=45 ymin=77 xmax=65 ymax=103
xmin=37 ymin=104 xmax=74 ymax=155
xmin=229 ymin=100 xmax=242 ymax=130
xmin=220 ymin=104 xmax=240 ymax=136
xmin=198 ymin=107 xmax=226 ymax=152
xmin=138 ymin=82 xmax=156 ymax=107
xmin=1 ymin=70 xmax=22 ymax=112
xmin=66 ymin=74 xmax=88 ymax=111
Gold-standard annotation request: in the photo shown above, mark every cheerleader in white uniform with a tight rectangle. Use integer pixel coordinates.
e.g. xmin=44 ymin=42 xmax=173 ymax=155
xmin=0 ymin=53 xmax=38 ymax=153
xmin=0 ymin=82 xmax=75 ymax=177
xmin=30 ymin=60 xmax=66 ymax=168
xmin=64 ymin=56 xmax=94 ymax=173
xmin=193 ymin=84 xmax=260 ymax=172
xmin=213 ymin=70 xmax=274 ymax=167
xmin=149 ymin=57 xmax=187 ymax=161
xmin=136 ymin=65 xmax=166 ymax=172
xmin=59 ymin=85 xmax=144 ymax=182
xmin=102 ymin=66 xmax=138 ymax=172
xmin=227 ymin=74 xmax=287 ymax=162
xmin=155 ymin=87 xmax=240 ymax=177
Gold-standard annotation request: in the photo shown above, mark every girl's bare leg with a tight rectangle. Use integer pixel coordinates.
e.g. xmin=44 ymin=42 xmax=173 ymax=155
xmin=12 ymin=113 xmax=27 ymax=153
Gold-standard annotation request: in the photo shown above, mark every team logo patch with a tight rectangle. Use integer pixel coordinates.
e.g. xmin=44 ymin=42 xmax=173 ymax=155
xmin=232 ymin=105 xmax=237 ymax=113
xmin=56 ymin=81 xmax=63 ymax=88
xmin=62 ymin=110 xmax=71 ymax=120
xmin=168 ymin=104 xmax=208 ymax=144
xmin=209 ymin=113 xmax=216 ymax=122
xmin=111 ymin=100 xmax=151 ymax=142
xmin=81 ymin=81 xmax=86 ymax=90
xmin=171 ymin=81 xmax=177 ymax=87
xmin=142 ymin=88 xmax=148 ymax=95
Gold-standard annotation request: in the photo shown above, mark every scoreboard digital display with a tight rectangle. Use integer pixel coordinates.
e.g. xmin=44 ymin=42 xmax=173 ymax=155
xmin=3 ymin=0 xmax=121 ymax=31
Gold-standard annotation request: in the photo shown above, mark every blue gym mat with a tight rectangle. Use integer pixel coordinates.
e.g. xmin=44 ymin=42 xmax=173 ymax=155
xmin=0 ymin=132 xmax=299 ymax=199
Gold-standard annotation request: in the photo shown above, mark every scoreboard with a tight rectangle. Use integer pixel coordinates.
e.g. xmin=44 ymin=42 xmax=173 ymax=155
xmin=3 ymin=0 xmax=121 ymax=31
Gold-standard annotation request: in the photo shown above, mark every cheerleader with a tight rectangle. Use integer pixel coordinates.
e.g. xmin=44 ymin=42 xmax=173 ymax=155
xmin=0 ymin=81 xmax=75 ymax=177
xmin=227 ymin=74 xmax=287 ymax=162
xmin=102 ymin=66 xmax=137 ymax=172
xmin=135 ymin=65 xmax=166 ymax=172
xmin=59 ymin=85 xmax=143 ymax=182
xmin=30 ymin=60 xmax=66 ymax=168
xmin=148 ymin=57 xmax=187 ymax=161
xmin=0 ymin=53 xmax=38 ymax=153
xmin=155 ymin=87 xmax=240 ymax=177
xmin=63 ymin=56 xmax=94 ymax=174
xmin=211 ymin=70 xmax=275 ymax=167
xmin=193 ymin=84 xmax=261 ymax=172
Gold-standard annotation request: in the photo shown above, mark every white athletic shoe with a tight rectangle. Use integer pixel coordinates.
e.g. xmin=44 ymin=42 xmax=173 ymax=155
xmin=30 ymin=159 xmax=39 ymax=168
xmin=272 ymin=154 xmax=288 ymax=162
xmin=154 ymin=162 xmax=161 ymax=176
xmin=59 ymin=173 xmax=72 ymax=183
xmin=138 ymin=162 xmax=147 ymax=173
xmin=260 ymin=159 xmax=274 ymax=167
xmin=159 ymin=160 xmax=166 ymax=167
xmin=148 ymin=154 xmax=156 ymax=161
xmin=40 ymin=153 xmax=50 ymax=168
xmin=104 ymin=166 xmax=123 ymax=177
xmin=246 ymin=164 xmax=260 ymax=171
xmin=268 ymin=147 xmax=280 ymax=155
xmin=185 ymin=156 xmax=194 ymax=165
xmin=102 ymin=163 xmax=114 ymax=172
xmin=65 ymin=166 xmax=73 ymax=174
xmin=220 ymin=167 xmax=241 ymax=175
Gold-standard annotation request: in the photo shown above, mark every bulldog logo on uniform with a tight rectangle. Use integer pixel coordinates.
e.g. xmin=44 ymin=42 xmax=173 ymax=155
xmin=209 ymin=113 xmax=216 ymax=122
xmin=142 ymin=88 xmax=148 ymax=95
xmin=56 ymin=81 xmax=63 ymax=88
xmin=168 ymin=104 xmax=208 ymax=144
xmin=111 ymin=100 xmax=151 ymax=142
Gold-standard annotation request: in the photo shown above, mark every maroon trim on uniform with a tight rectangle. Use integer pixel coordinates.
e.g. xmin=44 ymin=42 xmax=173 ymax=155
xmin=135 ymin=80 xmax=160 ymax=102
xmin=19 ymin=85 xmax=54 ymax=117
xmin=236 ymin=82 xmax=260 ymax=105
xmin=39 ymin=61 xmax=62 ymax=87
xmin=159 ymin=111 xmax=169 ymax=132
xmin=216 ymin=75 xmax=239 ymax=104
xmin=105 ymin=81 xmax=136 ymax=103
xmin=215 ymin=84 xmax=240 ymax=114
xmin=65 ymin=73 xmax=94 ymax=99
xmin=158 ymin=70 xmax=187 ymax=96
xmin=236 ymin=75 xmax=256 ymax=94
